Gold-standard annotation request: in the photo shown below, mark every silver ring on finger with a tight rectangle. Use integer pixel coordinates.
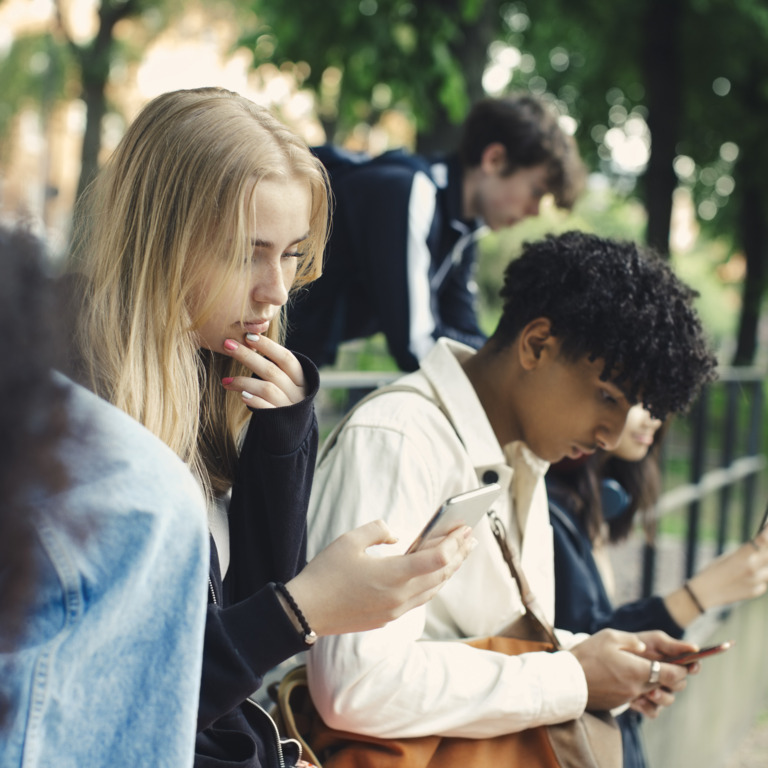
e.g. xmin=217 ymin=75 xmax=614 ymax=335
xmin=648 ymin=659 xmax=661 ymax=686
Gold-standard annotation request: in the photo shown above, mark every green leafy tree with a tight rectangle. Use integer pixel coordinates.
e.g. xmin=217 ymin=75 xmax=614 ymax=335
xmin=491 ymin=0 xmax=684 ymax=255
xmin=0 ymin=33 xmax=74 ymax=159
xmin=240 ymin=0 xmax=501 ymax=152
xmin=54 ymin=0 xmax=157 ymax=202
xmin=511 ymin=0 xmax=768 ymax=363
xmin=2 ymin=0 xmax=192 ymax=209
xmin=244 ymin=0 xmax=768 ymax=362
xmin=674 ymin=0 xmax=768 ymax=364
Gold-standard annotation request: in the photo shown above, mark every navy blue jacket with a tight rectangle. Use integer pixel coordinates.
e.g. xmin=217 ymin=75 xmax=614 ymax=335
xmin=549 ymin=499 xmax=682 ymax=638
xmin=547 ymin=484 xmax=684 ymax=768
xmin=195 ymin=354 xmax=320 ymax=768
xmin=287 ymin=149 xmax=486 ymax=372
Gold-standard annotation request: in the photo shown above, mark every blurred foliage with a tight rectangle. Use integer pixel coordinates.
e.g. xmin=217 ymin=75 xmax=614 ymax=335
xmin=242 ymin=0 xmax=768 ymax=359
xmin=476 ymin=184 xmax=741 ymax=353
xmin=676 ymin=0 xmax=768 ymax=238
xmin=671 ymin=241 xmax=743 ymax=349
xmin=491 ymin=0 xmax=768 ymax=238
xmin=3 ymin=0 xmax=766 ymax=356
xmin=0 ymin=33 xmax=76 ymax=159
xmin=1 ymin=0 xmax=217 ymax=201
xmin=494 ymin=0 xmax=647 ymax=179
xmin=239 ymin=0 xmax=497 ymax=143
xmin=500 ymin=0 xmax=768 ymax=361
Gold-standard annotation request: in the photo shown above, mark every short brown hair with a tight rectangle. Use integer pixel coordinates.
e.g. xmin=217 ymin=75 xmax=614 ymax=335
xmin=458 ymin=94 xmax=586 ymax=208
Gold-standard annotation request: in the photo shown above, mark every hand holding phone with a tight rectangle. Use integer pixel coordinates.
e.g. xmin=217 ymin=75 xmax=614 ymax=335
xmin=406 ymin=483 xmax=502 ymax=554
xmin=661 ymin=640 xmax=733 ymax=665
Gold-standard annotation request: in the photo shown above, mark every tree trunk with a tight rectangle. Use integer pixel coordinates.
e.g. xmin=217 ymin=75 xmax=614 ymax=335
xmin=416 ymin=1 xmax=498 ymax=155
xmin=732 ymin=175 xmax=767 ymax=366
xmin=641 ymin=0 xmax=683 ymax=257
xmin=71 ymin=0 xmax=140 ymax=206
xmin=75 ymin=78 xmax=108 ymax=203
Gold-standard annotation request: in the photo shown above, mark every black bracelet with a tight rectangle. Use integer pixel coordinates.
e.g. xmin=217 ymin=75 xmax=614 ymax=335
xmin=683 ymin=581 xmax=706 ymax=614
xmin=275 ymin=582 xmax=317 ymax=645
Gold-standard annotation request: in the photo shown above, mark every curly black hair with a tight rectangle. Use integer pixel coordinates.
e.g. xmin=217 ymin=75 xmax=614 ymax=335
xmin=492 ymin=230 xmax=717 ymax=420
xmin=0 ymin=224 xmax=69 ymax=722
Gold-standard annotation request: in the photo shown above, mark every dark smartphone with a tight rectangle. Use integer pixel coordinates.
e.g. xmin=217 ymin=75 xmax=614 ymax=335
xmin=756 ymin=499 xmax=768 ymax=538
xmin=662 ymin=640 xmax=733 ymax=665
xmin=406 ymin=483 xmax=502 ymax=554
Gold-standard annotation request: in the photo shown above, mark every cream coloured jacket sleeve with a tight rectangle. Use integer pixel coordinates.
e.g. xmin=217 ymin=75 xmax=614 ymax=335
xmin=305 ymin=406 xmax=588 ymax=739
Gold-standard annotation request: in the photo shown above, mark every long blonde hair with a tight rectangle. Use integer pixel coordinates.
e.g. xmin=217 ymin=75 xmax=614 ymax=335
xmin=70 ymin=88 xmax=329 ymax=498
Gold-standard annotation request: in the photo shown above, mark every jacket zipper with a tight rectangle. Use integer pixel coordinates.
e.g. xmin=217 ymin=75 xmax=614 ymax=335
xmin=245 ymin=696 xmax=304 ymax=768
xmin=210 ymin=577 xmax=299 ymax=767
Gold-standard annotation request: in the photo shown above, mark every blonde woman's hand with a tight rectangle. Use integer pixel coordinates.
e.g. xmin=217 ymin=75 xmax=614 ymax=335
xmin=283 ymin=520 xmax=477 ymax=637
xmin=686 ymin=525 xmax=768 ymax=611
xmin=221 ymin=333 xmax=306 ymax=407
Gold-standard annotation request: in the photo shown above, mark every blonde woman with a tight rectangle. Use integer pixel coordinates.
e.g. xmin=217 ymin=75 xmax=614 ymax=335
xmin=69 ymin=88 xmax=474 ymax=768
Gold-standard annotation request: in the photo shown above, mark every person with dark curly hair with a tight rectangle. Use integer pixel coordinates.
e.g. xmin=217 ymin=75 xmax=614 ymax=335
xmin=287 ymin=94 xmax=586 ymax=372
xmin=0 ymin=224 xmax=69 ymax=674
xmin=491 ymin=230 xmax=716 ymax=419
xmin=0 ymin=222 xmax=211 ymax=765
xmin=304 ymin=230 xmax=717 ymax=762
xmin=547 ymin=403 xmax=768 ymax=768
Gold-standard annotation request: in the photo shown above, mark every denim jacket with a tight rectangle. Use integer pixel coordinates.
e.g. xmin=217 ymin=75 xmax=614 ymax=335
xmin=0 ymin=375 xmax=209 ymax=768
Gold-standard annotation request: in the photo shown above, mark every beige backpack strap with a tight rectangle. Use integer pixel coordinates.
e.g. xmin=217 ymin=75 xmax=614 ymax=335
xmin=318 ymin=384 xmax=458 ymax=463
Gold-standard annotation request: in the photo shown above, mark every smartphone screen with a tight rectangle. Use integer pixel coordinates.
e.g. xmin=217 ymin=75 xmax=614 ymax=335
xmin=406 ymin=483 xmax=502 ymax=554
xmin=662 ymin=640 xmax=733 ymax=665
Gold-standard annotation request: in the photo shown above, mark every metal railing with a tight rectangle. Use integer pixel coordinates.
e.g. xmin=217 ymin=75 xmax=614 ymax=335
xmin=319 ymin=365 xmax=767 ymax=604
xmin=642 ymin=365 xmax=766 ymax=597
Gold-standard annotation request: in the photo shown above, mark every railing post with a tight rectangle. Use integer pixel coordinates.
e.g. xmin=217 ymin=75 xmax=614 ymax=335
xmin=641 ymin=438 xmax=668 ymax=599
xmin=319 ymin=366 xmax=766 ymax=608
xmin=641 ymin=539 xmax=656 ymax=598
xmin=741 ymin=379 xmax=764 ymax=541
xmin=686 ymin=389 xmax=708 ymax=579
xmin=717 ymin=381 xmax=739 ymax=555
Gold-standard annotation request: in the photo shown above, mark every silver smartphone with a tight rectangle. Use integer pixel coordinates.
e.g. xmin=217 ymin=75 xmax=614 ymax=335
xmin=406 ymin=483 xmax=502 ymax=553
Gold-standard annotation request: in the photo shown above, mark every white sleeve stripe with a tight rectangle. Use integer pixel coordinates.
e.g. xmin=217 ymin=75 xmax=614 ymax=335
xmin=406 ymin=171 xmax=438 ymax=362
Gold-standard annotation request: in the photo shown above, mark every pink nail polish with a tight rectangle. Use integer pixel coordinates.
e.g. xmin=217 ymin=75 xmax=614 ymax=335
xmin=221 ymin=377 xmax=234 ymax=386
xmin=223 ymin=339 xmax=238 ymax=351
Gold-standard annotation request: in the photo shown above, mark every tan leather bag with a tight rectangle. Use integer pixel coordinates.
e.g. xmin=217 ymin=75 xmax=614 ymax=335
xmin=273 ymin=539 xmax=621 ymax=768
xmin=274 ymin=385 xmax=622 ymax=767
xmin=272 ymin=639 xmax=561 ymax=768
xmin=273 ymin=635 xmax=620 ymax=768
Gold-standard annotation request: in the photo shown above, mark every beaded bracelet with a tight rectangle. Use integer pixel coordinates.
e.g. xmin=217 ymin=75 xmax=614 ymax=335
xmin=275 ymin=582 xmax=318 ymax=645
xmin=683 ymin=581 xmax=706 ymax=614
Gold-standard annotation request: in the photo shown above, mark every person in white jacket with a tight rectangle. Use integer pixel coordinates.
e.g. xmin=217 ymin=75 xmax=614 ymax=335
xmin=306 ymin=231 xmax=717 ymax=744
